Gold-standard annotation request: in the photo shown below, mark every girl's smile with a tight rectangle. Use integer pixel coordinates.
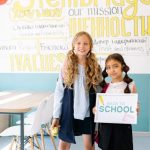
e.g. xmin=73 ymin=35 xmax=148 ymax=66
xmin=73 ymin=35 xmax=91 ymax=57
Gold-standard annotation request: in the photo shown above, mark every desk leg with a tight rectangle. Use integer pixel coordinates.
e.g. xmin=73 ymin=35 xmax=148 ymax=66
xmin=20 ymin=113 xmax=24 ymax=150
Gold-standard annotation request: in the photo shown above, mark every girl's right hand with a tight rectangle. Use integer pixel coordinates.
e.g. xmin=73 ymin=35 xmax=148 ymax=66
xmin=51 ymin=118 xmax=60 ymax=136
xmin=51 ymin=118 xmax=60 ymax=129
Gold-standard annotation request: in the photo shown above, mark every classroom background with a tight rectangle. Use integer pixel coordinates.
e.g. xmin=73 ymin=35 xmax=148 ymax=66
xmin=0 ymin=0 xmax=150 ymax=135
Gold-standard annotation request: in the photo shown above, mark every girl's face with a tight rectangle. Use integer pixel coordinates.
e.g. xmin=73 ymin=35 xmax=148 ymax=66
xmin=73 ymin=35 xmax=91 ymax=57
xmin=106 ymin=59 xmax=123 ymax=82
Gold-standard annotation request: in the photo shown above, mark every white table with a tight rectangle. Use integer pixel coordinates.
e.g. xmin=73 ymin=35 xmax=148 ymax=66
xmin=0 ymin=91 xmax=51 ymax=150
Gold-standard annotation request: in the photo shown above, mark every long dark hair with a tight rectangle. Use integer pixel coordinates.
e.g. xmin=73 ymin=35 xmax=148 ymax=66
xmin=100 ymin=53 xmax=133 ymax=93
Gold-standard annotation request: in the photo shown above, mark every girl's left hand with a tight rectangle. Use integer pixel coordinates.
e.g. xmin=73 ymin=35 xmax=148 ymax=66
xmin=136 ymin=102 xmax=140 ymax=114
xmin=92 ymin=106 xmax=96 ymax=115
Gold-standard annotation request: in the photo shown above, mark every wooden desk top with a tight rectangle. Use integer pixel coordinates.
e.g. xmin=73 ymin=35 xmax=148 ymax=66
xmin=0 ymin=91 xmax=51 ymax=113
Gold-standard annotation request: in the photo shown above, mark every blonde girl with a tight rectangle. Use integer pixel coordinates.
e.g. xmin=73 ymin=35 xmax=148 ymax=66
xmin=51 ymin=31 xmax=102 ymax=150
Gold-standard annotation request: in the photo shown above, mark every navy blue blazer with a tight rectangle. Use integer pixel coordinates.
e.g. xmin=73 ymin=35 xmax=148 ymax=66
xmin=58 ymin=86 xmax=96 ymax=144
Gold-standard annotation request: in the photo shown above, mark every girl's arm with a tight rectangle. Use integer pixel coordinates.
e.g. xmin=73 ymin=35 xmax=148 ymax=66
xmin=130 ymin=82 xmax=140 ymax=114
xmin=52 ymin=70 xmax=65 ymax=128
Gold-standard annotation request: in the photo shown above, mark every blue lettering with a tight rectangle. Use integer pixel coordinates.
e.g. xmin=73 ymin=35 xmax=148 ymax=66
xmin=99 ymin=106 xmax=104 ymax=112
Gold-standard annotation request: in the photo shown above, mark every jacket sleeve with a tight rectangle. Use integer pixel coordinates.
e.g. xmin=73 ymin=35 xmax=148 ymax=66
xmin=53 ymin=70 xmax=65 ymax=118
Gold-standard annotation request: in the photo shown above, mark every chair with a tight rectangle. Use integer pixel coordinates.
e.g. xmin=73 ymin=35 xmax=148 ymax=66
xmin=31 ymin=93 xmax=57 ymax=150
xmin=0 ymin=93 xmax=57 ymax=150
xmin=0 ymin=125 xmax=40 ymax=150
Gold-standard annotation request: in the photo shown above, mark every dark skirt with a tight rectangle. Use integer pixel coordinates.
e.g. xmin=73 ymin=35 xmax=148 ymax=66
xmin=73 ymin=117 xmax=91 ymax=136
xmin=99 ymin=123 xmax=133 ymax=150
xmin=59 ymin=117 xmax=92 ymax=144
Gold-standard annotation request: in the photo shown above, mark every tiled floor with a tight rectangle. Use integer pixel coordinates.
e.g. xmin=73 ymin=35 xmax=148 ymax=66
xmin=0 ymin=132 xmax=150 ymax=150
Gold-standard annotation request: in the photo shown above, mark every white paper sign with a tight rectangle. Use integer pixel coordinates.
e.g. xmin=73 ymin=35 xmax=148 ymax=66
xmin=95 ymin=93 xmax=138 ymax=124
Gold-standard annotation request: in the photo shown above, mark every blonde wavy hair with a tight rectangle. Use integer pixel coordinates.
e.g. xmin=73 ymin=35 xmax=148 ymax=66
xmin=63 ymin=31 xmax=102 ymax=91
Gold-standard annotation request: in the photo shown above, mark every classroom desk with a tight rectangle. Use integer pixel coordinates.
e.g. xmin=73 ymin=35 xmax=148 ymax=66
xmin=0 ymin=91 xmax=51 ymax=150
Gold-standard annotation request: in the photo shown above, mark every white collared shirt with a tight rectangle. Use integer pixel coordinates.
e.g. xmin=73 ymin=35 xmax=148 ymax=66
xmin=53 ymin=64 xmax=90 ymax=120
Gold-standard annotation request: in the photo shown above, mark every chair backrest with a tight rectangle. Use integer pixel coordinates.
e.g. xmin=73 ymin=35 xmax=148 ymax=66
xmin=31 ymin=93 xmax=54 ymax=135
xmin=41 ymin=93 xmax=54 ymax=124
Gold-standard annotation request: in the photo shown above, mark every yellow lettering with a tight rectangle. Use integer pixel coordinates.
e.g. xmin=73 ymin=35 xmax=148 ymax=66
xmin=68 ymin=0 xmax=78 ymax=7
xmin=100 ymin=18 xmax=105 ymax=36
xmin=100 ymin=17 xmax=110 ymax=37
xmin=105 ymin=18 xmax=109 ymax=37
xmin=122 ymin=0 xmax=137 ymax=19
xmin=141 ymin=0 xmax=150 ymax=5
xmin=106 ymin=0 xmax=125 ymax=6
xmin=110 ymin=17 xmax=120 ymax=36
xmin=46 ymin=0 xmax=59 ymax=7
xmin=14 ymin=54 xmax=23 ymax=71
xmin=148 ymin=16 xmax=150 ymax=35
xmin=133 ymin=16 xmax=138 ymax=36
xmin=23 ymin=55 xmax=32 ymax=71
xmin=32 ymin=55 xmax=38 ymax=71
xmin=69 ymin=18 xmax=76 ymax=37
xmin=39 ymin=0 xmax=44 ymax=8
xmin=93 ymin=0 xmax=99 ymax=6
xmin=80 ymin=0 xmax=98 ymax=7
xmin=13 ymin=0 xmax=34 ymax=10
xmin=9 ymin=54 xmax=66 ymax=72
xmin=69 ymin=16 xmax=149 ymax=37
xmin=112 ymin=0 xmax=125 ymax=6
xmin=10 ymin=55 xmax=15 ymax=72
xmin=69 ymin=18 xmax=90 ymax=36
xmin=81 ymin=0 xmax=91 ymax=6
xmin=141 ymin=16 xmax=150 ymax=36
xmin=121 ymin=18 xmax=131 ymax=36
xmin=57 ymin=53 xmax=66 ymax=66
xmin=91 ymin=18 xmax=100 ymax=37
xmin=39 ymin=55 xmax=45 ymax=71
xmin=45 ymin=54 xmax=53 ymax=71
xmin=61 ymin=0 xmax=65 ymax=7
xmin=106 ymin=0 xmax=111 ymax=6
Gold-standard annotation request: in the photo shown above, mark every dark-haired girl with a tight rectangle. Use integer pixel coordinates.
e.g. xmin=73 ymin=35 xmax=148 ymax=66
xmin=95 ymin=53 xmax=140 ymax=150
